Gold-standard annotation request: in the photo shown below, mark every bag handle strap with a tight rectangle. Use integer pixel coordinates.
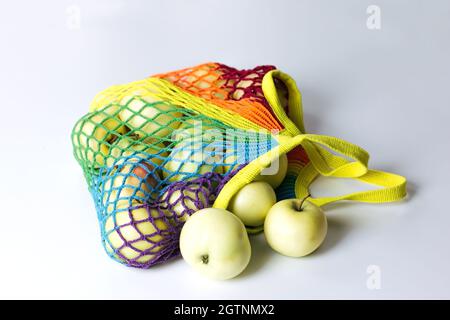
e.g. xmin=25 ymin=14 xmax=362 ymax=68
xmin=262 ymin=70 xmax=407 ymax=206
xmin=295 ymin=163 xmax=407 ymax=206
xmin=213 ymin=132 xmax=406 ymax=209
xmin=288 ymin=134 xmax=407 ymax=206
xmin=263 ymin=71 xmax=371 ymax=179
xmin=301 ymin=134 xmax=369 ymax=178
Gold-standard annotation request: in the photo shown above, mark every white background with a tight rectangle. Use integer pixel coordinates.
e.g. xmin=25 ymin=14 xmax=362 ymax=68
xmin=1 ymin=0 xmax=449 ymax=299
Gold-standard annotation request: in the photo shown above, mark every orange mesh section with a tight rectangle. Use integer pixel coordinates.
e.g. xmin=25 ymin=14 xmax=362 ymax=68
xmin=153 ymin=63 xmax=229 ymax=100
xmin=153 ymin=63 xmax=284 ymax=131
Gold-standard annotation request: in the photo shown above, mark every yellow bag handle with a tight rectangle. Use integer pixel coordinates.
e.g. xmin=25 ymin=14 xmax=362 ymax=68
xmin=300 ymin=134 xmax=369 ymax=178
xmin=262 ymin=70 xmax=407 ymax=207
xmin=263 ymin=71 xmax=369 ymax=178
xmin=214 ymin=132 xmax=396 ymax=208
xmin=295 ymin=164 xmax=407 ymax=206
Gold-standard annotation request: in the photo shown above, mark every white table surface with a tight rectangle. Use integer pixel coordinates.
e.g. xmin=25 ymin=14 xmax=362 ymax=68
xmin=1 ymin=0 xmax=449 ymax=299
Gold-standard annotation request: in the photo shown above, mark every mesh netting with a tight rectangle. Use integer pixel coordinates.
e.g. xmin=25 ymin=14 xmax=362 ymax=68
xmin=154 ymin=63 xmax=306 ymax=203
xmin=155 ymin=63 xmax=284 ymax=131
xmin=72 ymin=85 xmax=278 ymax=267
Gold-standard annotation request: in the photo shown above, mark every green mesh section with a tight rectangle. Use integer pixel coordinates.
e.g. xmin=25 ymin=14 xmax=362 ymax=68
xmin=71 ymin=95 xmax=278 ymax=267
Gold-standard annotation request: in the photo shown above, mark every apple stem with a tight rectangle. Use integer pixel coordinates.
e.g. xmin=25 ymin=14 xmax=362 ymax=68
xmin=297 ymin=194 xmax=311 ymax=212
xmin=108 ymin=134 xmax=119 ymax=145
xmin=129 ymin=133 xmax=140 ymax=140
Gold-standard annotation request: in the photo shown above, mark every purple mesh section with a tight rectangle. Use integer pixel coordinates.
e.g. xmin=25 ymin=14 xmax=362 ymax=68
xmin=103 ymin=167 xmax=246 ymax=268
xmin=103 ymin=203 xmax=181 ymax=269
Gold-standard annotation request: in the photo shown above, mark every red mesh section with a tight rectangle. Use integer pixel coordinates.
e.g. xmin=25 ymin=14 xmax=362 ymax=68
xmin=287 ymin=146 xmax=310 ymax=166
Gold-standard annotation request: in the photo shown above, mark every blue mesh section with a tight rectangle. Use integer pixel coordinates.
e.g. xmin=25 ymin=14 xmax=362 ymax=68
xmin=275 ymin=173 xmax=297 ymax=201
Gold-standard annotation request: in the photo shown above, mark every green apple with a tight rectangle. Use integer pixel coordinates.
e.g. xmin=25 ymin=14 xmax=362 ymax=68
xmin=264 ymin=199 xmax=328 ymax=257
xmin=220 ymin=147 xmax=243 ymax=174
xmin=253 ymin=153 xmax=288 ymax=189
xmin=180 ymin=208 xmax=251 ymax=280
xmin=102 ymin=160 xmax=161 ymax=213
xmin=162 ymin=137 xmax=222 ymax=182
xmin=103 ymin=203 xmax=169 ymax=264
xmin=119 ymin=94 xmax=182 ymax=139
xmin=106 ymin=135 xmax=168 ymax=168
xmin=72 ymin=108 xmax=126 ymax=168
xmin=159 ymin=184 xmax=209 ymax=223
xmin=227 ymin=181 xmax=276 ymax=227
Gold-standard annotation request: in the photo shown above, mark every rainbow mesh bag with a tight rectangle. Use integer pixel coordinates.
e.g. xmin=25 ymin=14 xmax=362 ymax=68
xmin=71 ymin=62 xmax=407 ymax=268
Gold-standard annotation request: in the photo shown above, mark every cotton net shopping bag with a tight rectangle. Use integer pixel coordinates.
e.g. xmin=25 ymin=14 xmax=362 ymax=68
xmin=71 ymin=62 xmax=407 ymax=268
